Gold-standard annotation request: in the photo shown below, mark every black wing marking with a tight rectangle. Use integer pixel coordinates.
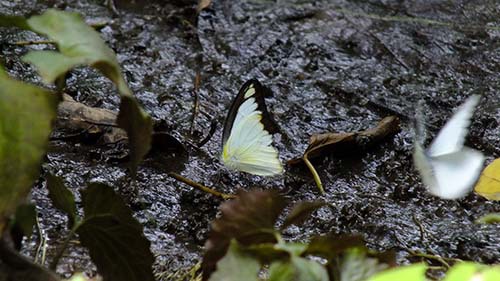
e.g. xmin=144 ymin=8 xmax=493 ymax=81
xmin=221 ymin=79 xmax=278 ymax=147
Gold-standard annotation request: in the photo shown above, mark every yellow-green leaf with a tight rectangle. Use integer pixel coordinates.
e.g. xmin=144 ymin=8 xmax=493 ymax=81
xmin=368 ymin=263 xmax=427 ymax=281
xmin=474 ymin=158 xmax=500 ymax=200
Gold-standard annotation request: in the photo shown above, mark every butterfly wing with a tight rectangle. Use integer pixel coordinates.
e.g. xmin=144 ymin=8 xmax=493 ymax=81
xmin=427 ymin=95 xmax=480 ymax=157
xmin=413 ymin=143 xmax=438 ymax=192
xmin=221 ymin=80 xmax=283 ymax=176
xmin=427 ymin=148 xmax=485 ymax=199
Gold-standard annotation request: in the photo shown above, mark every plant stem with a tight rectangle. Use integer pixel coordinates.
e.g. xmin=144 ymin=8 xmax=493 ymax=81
xmin=168 ymin=172 xmax=236 ymax=200
xmin=303 ymin=153 xmax=324 ymax=194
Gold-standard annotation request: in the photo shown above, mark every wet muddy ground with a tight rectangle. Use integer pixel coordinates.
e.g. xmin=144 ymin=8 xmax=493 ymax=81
xmin=1 ymin=0 xmax=500 ymax=279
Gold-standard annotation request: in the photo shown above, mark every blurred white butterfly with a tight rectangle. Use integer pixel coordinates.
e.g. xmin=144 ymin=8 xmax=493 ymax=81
xmin=413 ymin=95 xmax=485 ymax=199
xmin=221 ymin=79 xmax=283 ymax=176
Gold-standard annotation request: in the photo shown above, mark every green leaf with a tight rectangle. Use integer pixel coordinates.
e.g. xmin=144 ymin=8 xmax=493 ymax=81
xmin=269 ymin=256 xmax=329 ymax=281
xmin=0 ymin=65 xmax=59 ymax=224
xmin=337 ymin=248 xmax=390 ymax=281
xmin=208 ymin=240 xmax=260 ymax=281
xmin=116 ymin=95 xmax=153 ymax=176
xmin=202 ymin=189 xmax=287 ymax=279
xmin=243 ymin=243 xmax=290 ymax=264
xmin=21 ymin=9 xmax=152 ymax=177
xmin=12 ymin=203 xmax=37 ymax=239
xmin=304 ymin=234 xmax=365 ymax=259
xmin=281 ymin=201 xmax=326 ymax=230
xmin=46 ymin=174 xmax=78 ymax=228
xmin=77 ymin=183 xmax=154 ymax=281
xmin=443 ymin=262 xmax=500 ymax=281
xmin=269 ymin=260 xmax=295 ymax=281
xmin=368 ymin=263 xmax=427 ymax=281
xmin=0 ymin=15 xmax=29 ymax=29
xmin=443 ymin=262 xmax=479 ymax=281
xmin=475 ymin=213 xmax=500 ymax=224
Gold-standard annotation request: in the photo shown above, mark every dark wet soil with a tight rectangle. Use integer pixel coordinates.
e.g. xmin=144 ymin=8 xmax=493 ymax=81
xmin=1 ymin=0 xmax=500 ymax=279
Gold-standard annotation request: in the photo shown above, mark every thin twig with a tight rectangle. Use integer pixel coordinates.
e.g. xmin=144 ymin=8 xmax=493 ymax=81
xmin=407 ymin=250 xmax=454 ymax=269
xmin=14 ymin=40 xmax=54 ymax=46
xmin=412 ymin=214 xmax=427 ymax=243
xmin=190 ymin=72 xmax=201 ymax=134
xmin=168 ymin=172 xmax=236 ymax=200
xmin=302 ymin=153 xmax=324 ymax=194
xmin=34 ymin=215 xmax=45 ymax=264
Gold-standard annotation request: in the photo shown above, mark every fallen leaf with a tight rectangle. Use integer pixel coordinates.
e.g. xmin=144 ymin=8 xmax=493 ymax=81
xmin=288 ymin=116 xmax=400 ymax=165
xmin=197 ymin=0 xmax=212 ymax=13
xmin=288 ymin=116 xmax=400 ymax=193
xmin=474 ymin=158 xmax=500 ymax=200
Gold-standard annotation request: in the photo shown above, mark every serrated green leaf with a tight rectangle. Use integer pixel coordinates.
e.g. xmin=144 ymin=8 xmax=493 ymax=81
xmin=0 ymin=65 xmax=59 ymax=225
xmin=21 ymin=9 xmax=152 ymax=177
xmin=77 ymin=183 xmax=154 ymax=281
xmin=208 ymin=240 xmax=260 ymax=281
xmin=281 ymin=201 xmax=326 ymax=230
xmin=203 ymin=189 xmax=286 ymax=279
xmin=269 ymin=256 xmax=329 ymax=281
xmin=368 ymin=263 xmax=427 ymax=281
xmin=338 ymin=248 xmax=389 ymax=281
xmin=304 ymin=234 xmax=365 ymax=259
xmin=46 ymin=174 xmax=78 ymax=228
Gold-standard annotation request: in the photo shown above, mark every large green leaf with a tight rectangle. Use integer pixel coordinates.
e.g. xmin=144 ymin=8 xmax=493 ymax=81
xmin=269 ymin=256 xmax=329 ymax=281
xmin=77 ymin=183 xmax=154 ymax=281
xmin=0 ymin=66 xmax=59 ymax=226
xmin=367 ymin=263 xmax=426 ymax=281
xmin=202 ymin=189 xmax=287 ymax=280
xmin=443 ymin=262 xmax=500 ymax=281
xmin=21 ymin=9 xmax=152 ymax=177
xmin=208 ymin=240 xmax=260 ymax=281
xmin=46 ymin=174 xmax=77 ymax=228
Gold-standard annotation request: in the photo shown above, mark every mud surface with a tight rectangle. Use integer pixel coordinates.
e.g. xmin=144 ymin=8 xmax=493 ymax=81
xmin=1 ymin=0 xmax=500 ymax=278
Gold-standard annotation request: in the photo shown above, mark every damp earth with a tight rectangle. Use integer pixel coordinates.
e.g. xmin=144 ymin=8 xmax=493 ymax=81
xmin=1 ymin=0 xmax=500 ymax=278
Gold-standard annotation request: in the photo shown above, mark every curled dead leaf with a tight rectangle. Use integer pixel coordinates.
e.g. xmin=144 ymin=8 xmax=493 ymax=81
xmin=288 ymin=116 xmax=400 ymax=193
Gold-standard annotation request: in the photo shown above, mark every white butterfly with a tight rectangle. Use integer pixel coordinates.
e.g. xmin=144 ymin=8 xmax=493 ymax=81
xmin=221 ymin=79 xmax=283 ymax=176
xmin=413 ymin=95 xmax=485 ymax=199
